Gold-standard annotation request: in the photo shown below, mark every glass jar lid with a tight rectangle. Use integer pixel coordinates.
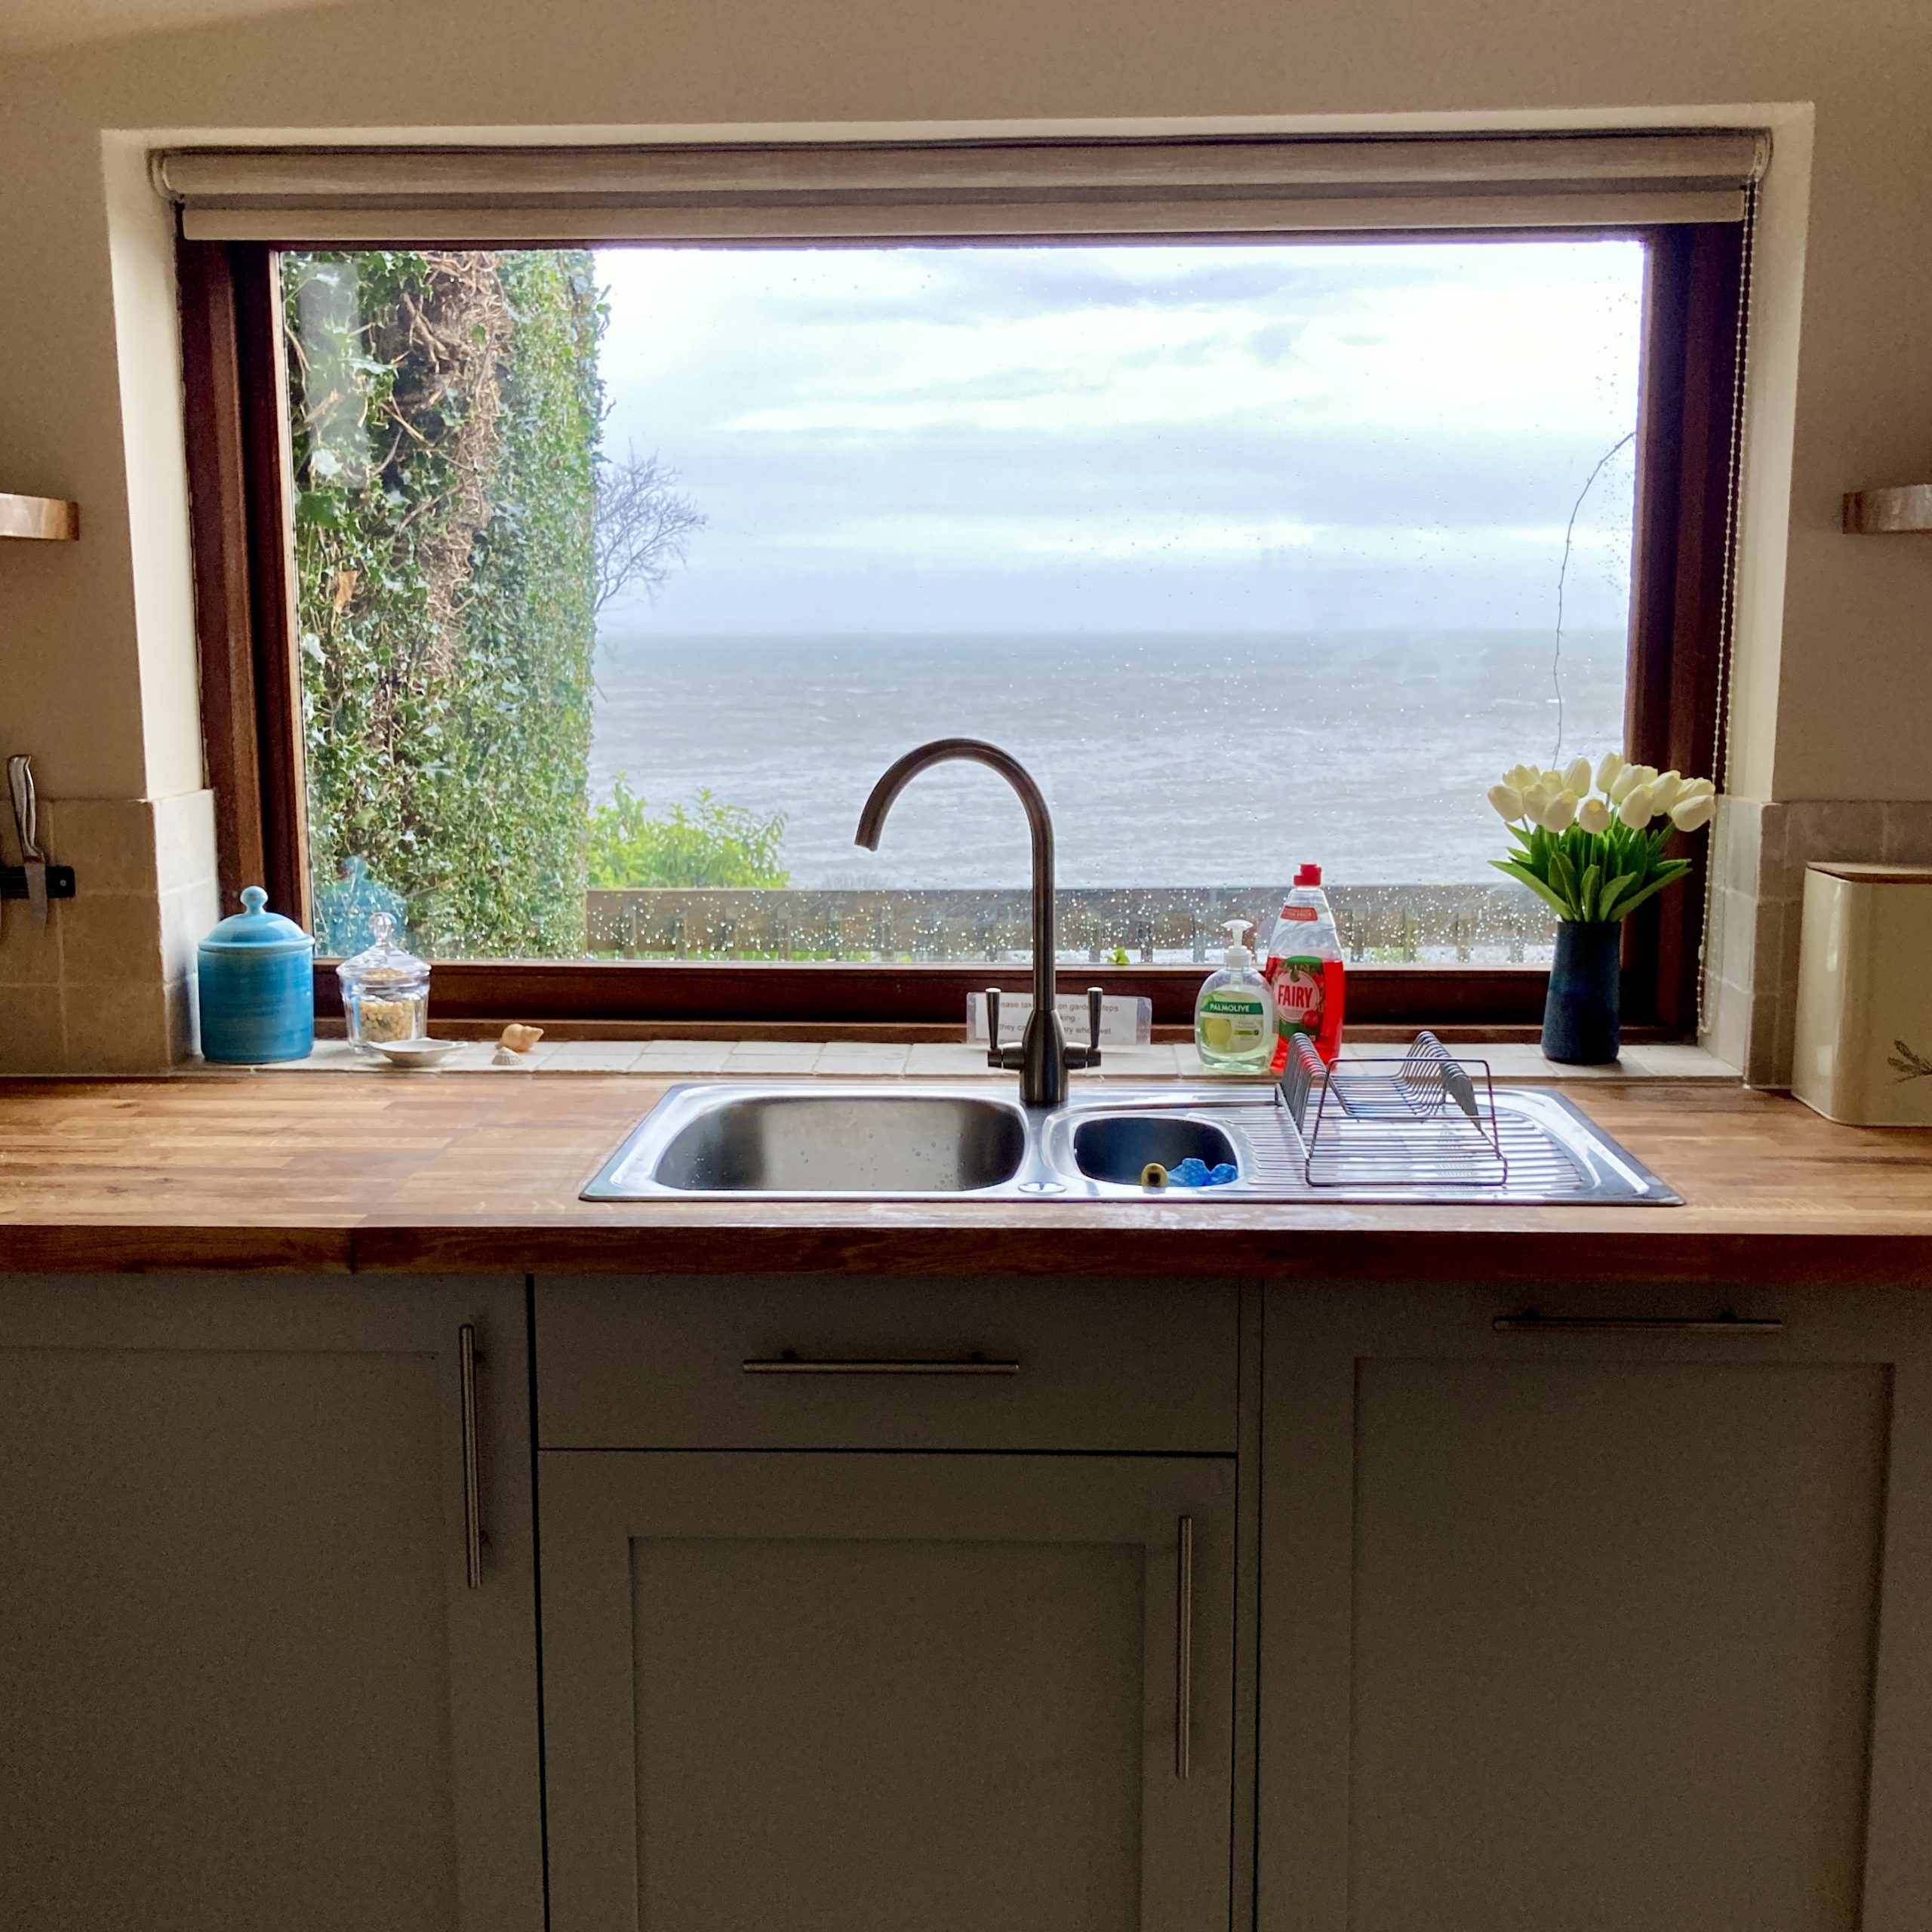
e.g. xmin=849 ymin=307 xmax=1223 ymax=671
xmin=335 ymin=912 xmax=429 ymax=989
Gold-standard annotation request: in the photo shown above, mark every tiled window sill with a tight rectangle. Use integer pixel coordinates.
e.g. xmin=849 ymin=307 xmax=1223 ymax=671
xmin=183 ymin=1038 xmax=1740 ymax=1082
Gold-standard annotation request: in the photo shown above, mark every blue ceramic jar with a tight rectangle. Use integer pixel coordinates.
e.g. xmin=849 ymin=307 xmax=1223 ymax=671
xmin=197 ymin=886 xmax=315 ymax=1064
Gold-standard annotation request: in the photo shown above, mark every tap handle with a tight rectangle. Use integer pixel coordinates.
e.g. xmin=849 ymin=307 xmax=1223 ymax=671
xmin=1086 ymin=985 xmax=1104 ymax=1065
xmin=985 ymin=986 xmax=1002 ymax=1066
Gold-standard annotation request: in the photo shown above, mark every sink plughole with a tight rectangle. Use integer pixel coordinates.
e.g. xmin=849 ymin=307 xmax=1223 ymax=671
xmin=1071 ymin=1115 xmax=1235 ymax=1186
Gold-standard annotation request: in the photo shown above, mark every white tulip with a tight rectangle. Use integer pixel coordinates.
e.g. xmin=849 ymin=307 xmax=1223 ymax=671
xmin=1563 ymin=755 xmax=1593 ymax=795
xmin=1541 ymin=789 xmax=1580 ymax=833
xmin=1487 ymin=783 xmax=1524 ymax=821
xmin=1522 ymin=781 xmax=1555 ymax=823
xmin=1648 ymin=771 xmax=1684 ymax=814
xmin=1608 ymin=762 xmax=1656 ymax=804
xmin=1578 ymin=796 xmax=1613 ymax=835
xmin=1596 ymin=751 xmax=1625 ymax=791
xmin=1617 ymin=783 xmax=1656 ymax=829
xmin=1678 ymin=776 xmax=1716 ymax=800
xmin=1506 ymin=763 xmax=1540 ymax=793
xmin=1669 ymin=792 xmax=1717 ymax=832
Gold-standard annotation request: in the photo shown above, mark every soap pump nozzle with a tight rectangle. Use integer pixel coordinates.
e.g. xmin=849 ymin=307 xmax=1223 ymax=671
xmin=1221 ymin=918 xmax=1255 ymax=968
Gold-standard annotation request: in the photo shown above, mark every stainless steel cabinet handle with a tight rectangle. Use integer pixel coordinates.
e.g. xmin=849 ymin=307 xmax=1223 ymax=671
xmin=459 ymin=1324 xmax=484 ymax=1589
xmin=743 ymin=1351 xmax=1020 ymax=1376
xmin=1174 ymin=1514 xmax=1194 ymax=1780
xmin=1494 ymin=1314 xmax=1783 ymax=1334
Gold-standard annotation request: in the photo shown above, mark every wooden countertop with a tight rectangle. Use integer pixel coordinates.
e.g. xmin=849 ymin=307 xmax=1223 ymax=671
xmin=0 ymin=1074 xmax=1926 ymax=1284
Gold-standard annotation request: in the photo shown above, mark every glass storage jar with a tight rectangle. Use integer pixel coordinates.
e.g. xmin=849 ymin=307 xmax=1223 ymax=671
xmin=337 ymin=913 xmax=430 ymax=1051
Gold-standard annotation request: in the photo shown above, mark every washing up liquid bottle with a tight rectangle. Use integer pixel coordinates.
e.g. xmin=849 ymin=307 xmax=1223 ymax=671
xmin=1263 ymin=864 xmax=1346 ymax=1070
xmin=1194 ymin=919 xmax=1272 ymax=1072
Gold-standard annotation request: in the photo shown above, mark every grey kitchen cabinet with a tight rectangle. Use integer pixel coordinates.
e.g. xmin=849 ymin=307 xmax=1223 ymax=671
xmin=540 ymin=1449 xmax=1236 ymax=1932
xmin=534 ymin=1272 xmax=1241 ymax=1453
xmin=535 ymin=1275 xmax=1249 ymax=1932
xmin=0 ymin=1275 xmax=543 ymax=1932
xmin=1258 ymin=1282 xmax=1932 ymax=1932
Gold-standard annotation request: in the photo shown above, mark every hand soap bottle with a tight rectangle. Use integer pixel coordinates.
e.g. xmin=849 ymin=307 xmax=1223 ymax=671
xmin=1194 ymin=919 xmax=1272 ymax=1072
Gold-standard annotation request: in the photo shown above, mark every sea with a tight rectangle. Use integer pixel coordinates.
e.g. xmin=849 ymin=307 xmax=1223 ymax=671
xmin=587 ymin=630 xmax=1627 ymax=891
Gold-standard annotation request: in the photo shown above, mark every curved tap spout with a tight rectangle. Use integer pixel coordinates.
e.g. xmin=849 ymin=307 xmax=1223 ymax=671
xmin=855 ymin=737 xmax=1069 ymax=1107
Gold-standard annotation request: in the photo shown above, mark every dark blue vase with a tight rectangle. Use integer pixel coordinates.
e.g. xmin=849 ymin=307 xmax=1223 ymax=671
xmin=1543 ymin=920 xmax=1622 ymax=1064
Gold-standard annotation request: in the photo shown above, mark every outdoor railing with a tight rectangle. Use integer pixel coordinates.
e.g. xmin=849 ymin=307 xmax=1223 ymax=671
xmin=583 ymin=882 xmax=1555 ymax=964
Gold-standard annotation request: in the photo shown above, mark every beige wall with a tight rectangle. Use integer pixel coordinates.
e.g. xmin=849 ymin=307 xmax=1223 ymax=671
xmin=0 ymin=0 xmax=1927 ymax=1069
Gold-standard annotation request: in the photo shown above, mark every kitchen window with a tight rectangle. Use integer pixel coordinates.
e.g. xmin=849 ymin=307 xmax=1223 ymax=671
xmin=172 ymin=134 xmax=1758 ymax=1033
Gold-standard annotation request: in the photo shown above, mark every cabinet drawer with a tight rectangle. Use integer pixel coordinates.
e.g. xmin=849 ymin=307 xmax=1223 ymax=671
xmin=536 ymin=1276 xmax=1238 ymax=1451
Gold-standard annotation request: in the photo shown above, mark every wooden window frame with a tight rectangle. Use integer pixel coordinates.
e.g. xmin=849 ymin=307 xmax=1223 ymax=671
xmin=180 ymin=223 xmax=1742 ymax=1038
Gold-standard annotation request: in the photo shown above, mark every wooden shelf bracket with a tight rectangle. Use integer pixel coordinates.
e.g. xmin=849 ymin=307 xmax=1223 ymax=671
xmin=0 ymin=493 xmax=80 ymax=542
xmin=1843 ymin=484 xmax=1932 ymax=534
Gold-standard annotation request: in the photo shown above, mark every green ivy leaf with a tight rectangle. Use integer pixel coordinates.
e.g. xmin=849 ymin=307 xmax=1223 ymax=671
xmin=295 ymin=489 xmax=346 ymax=530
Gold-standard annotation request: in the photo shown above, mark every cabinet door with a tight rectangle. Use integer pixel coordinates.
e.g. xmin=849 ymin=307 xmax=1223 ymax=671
xmin=542 ymin=1451 xmax=1235 ymax=1932
xmin=0 ymin=1275 xmax=543 ymax=1932
xmin=1259 ymin=1283 xmax=1932 ymax=1932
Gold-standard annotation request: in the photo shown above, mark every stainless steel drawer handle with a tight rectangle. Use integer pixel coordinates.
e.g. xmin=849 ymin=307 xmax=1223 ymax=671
xmin=459 ymin=1324 xmax=485 ymax=1589
xmin=1494 ymin=1314 xmax=1783 ymax=1335
xmin=743 ymin=1350 xmax=1021 ymax=1376
xmin=1174 ymin=1515 xmax=1194 ymax=1781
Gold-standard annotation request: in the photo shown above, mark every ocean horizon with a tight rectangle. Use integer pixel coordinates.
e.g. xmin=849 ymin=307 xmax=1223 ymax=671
xmin=588 ymin=629 xmax=1628 ymax=890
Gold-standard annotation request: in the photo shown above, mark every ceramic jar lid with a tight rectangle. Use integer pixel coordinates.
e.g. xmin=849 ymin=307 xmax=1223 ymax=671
xmin=200 ymin=885 xmax=313 ymax=955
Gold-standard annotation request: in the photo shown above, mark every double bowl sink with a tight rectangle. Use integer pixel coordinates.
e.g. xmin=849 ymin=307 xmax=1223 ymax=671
xmin=586 ymin=1083 xmax=1236 ymax=1199
xmin=582 ymin=1080 xmax=1681 ymax=1205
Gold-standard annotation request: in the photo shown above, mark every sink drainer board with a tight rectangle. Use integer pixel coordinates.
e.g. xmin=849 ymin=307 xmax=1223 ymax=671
xmin=583 ymin=1042 xmax=1681 ymax=1206
xmin=1208 ymin=1041 xmax=1679 ymax=1204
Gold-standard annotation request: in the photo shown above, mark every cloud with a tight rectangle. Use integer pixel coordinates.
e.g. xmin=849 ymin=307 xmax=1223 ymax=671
xmin=594 ymin=238 xmax=1644 ymax=634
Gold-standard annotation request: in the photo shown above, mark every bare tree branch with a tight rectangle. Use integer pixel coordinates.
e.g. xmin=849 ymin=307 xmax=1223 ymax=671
xmin=594 ymin=446 xmax=704 ymax=616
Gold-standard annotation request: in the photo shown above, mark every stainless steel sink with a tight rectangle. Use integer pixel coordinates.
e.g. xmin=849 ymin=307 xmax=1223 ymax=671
xmin=625 ymin=1089 xmax=1028 ymax=1195
xmin=583 ymin=1081 xmax=1682 ymax=1205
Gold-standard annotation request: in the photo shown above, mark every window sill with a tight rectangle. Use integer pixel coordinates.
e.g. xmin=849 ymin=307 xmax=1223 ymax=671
xmin=181 ymin=1038 xmax=1740 ymax=1083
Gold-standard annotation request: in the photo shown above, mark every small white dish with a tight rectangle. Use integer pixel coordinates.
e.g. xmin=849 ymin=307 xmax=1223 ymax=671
xmin=369 ymin=1036 xmax=466 ymax=1070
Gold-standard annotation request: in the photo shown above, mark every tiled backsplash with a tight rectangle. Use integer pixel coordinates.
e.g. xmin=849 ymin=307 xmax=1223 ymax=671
xmin=8 ymin=783 xmax=1916 ymax=1084
xmin=1704 ymin=798 xmax=1932 ymax=1088
xmin=0 ymin=790 xmax=220 ymax=1073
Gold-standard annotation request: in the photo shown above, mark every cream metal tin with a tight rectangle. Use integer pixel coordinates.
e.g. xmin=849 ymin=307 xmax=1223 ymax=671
xmin=1792 ymin=863 xmax=1932 ymax=1125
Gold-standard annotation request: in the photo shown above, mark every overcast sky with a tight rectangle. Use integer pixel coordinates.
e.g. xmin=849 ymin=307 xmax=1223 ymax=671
xmin=593 ymin=237 xmax=1644 ymax=638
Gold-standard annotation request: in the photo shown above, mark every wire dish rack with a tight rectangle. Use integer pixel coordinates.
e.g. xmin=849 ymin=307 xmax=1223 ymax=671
xmin=1281 ymin=1032 xmax=1510 ymax=1190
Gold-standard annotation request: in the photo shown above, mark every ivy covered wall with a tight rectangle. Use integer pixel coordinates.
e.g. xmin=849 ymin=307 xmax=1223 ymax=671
xmin=285 ymin=248 xmax=601 ymax=958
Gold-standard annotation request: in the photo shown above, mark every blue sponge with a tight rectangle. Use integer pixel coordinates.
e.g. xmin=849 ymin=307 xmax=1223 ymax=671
xmin=1167 ymin=1158 xmax=1238 ymax=1187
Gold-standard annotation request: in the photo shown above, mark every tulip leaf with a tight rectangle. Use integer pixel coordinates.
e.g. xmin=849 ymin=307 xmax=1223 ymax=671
xmin=1604 ymin=862 xmax=1694 ymax=921
xmin=1549 ymin=848 xmax=1580 ymax=918
xmin=1580 ymin=863 xmax=1602 ymax=921
xmin=1491 ymin=858 xmax=1573 ymax=919
xmin=1595 ymin=870 xmax=1637 ymax=920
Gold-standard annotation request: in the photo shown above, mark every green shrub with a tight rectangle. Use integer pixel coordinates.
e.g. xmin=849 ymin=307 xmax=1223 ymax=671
xmin=287 ymin=248 xmax=601 ymax=958
xmin=586 ymin=781 xmax=789 ymax=888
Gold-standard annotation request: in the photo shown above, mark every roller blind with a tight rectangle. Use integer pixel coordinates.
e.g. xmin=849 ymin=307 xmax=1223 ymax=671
xmin=159 ymin=131 xmax=1767 ymax=243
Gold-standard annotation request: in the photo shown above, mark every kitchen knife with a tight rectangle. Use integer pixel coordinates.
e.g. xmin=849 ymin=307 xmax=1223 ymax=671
xmin=9 ymin=755 xmax=48 ymax=931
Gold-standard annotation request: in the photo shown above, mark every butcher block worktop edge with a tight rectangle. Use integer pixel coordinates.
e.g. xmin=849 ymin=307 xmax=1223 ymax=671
xmin=0 ymin=1073 xmax=1925 ymax=1284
